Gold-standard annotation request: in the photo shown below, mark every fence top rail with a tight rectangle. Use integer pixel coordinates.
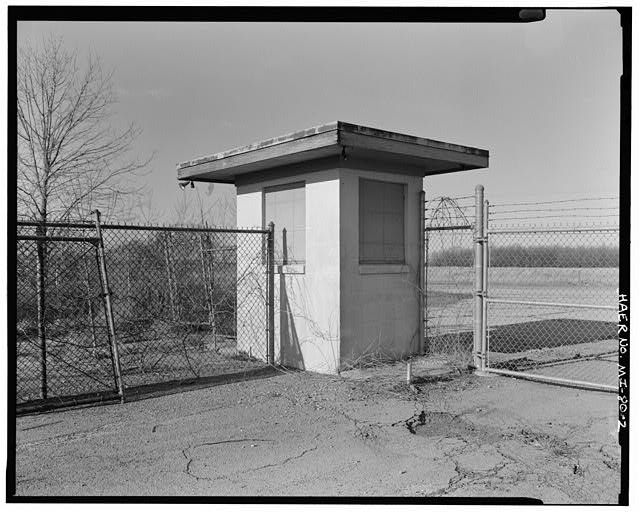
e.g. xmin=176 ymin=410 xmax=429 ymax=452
xmin=101 ymin=224 xmax=268 ymax=234
xmin=17 ymin=220 xmax=269 ymax=235
xmin=16 ymin=235 xmax=100 ymax=243
xmin=425 ymin=224 xmax=472 ymax=231
xmin=17 ymin=220 xmax=95 ymax=230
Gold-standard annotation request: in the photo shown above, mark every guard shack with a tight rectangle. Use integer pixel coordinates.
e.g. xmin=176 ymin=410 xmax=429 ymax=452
xmin=177 ymin=121 xmax=488 ymax=374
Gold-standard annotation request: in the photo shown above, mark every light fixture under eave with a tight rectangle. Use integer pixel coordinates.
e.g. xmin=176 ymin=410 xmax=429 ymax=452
xmin=178 ymin=181 xmax=195 ymax=190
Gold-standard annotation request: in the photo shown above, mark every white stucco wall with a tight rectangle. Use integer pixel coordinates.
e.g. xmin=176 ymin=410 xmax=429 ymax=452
xmin=236 ymin=157 xmax=424 ymax=373
xmin=236 ymin=166 xmax=341 ymax=374
xmin=339 ymin=163 xmax=423 ymax=366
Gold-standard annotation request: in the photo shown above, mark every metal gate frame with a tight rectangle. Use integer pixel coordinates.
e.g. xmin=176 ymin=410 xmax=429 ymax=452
xmin=423 ymin=186 xmax=618 ymax=393
xmin=16 ymin=215 xmax=277 ymax=412
xmin=16 ymin=211 xmax=124 ymax=405
xmin=472 ymin=189 xmax=618 ymax=393
xmin=422 ymin=192 xmax=476 ymax=362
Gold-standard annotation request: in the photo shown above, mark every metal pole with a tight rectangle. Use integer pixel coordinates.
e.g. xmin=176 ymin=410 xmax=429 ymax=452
xmin=486 ymin=297 xmax=617 ymax=311
xmin=473 ymin=185 xmax=485 ymax=370
xmin=480 ymin=199 xmax=489 ymax=371
xmin=35 ymin=222 xmax=48 ymax=400
xmin=163 ymin=232 xmax=177 ymax=321
xmin=484 ymin=368 xmax=616 ymax=393
xmin=199 ymin=233 xmax=216 ymax=351
xmin=267 ymin=222 xmax=275 ymax=365
xmin=419 ymin=190 xmax=426 ymax=355
xmin=94 ymin=210 xmax=125 ymax=403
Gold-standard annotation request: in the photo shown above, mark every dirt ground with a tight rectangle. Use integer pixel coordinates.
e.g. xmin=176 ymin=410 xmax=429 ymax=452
xmin=12 ymin=358 xmax=621 ymax=503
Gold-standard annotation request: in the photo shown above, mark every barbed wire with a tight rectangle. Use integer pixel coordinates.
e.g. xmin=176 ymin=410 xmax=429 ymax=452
xmin=488 ymin=213 xmax=620 ymax=221
xmin=488 ymin=223 xmax=620 ymax=232
xmin=490 ymin=206 xmax=620 ymax=214
xmin=489 ymin=196 xmax=619 ymax=208
xmin=17 ymin=219 xmax=267 ymax=232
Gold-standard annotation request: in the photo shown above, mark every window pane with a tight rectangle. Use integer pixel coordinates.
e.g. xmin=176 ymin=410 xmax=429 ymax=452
xmin=384 ymin=243 xmax=404 ymax=262
xmin=383 ymin=213 xmax=404 ymax=245
xmin=274 ymin=227 xmax=287 ymax=262
xmin=264 ymin=183 xmax=305 ymax=263
xmin=383 ymin=184 xmax=404 ymax=214
xmin=359 ymin=179 xmax=405 ymax=264
xmin=360 ymin=180 xmax=384 ymax=214
xmin=293 ymin=190 xmax=305 ymax=230
xmin=284 ymin=227 xmax=299 ymax=263
xmin=360 ymin=241 xmax=384 ymax=262
xmin=361 ymin=212 xmax=383 ymax=244
xmin=264 ymin=192 xmax=275 ymax=213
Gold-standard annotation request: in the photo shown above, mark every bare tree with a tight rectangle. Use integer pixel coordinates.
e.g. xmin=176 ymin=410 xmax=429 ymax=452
xmin=17 ymin=36 xmax=149 ymax=222
xmin=17 ymin=36 xmax=150 ymax=398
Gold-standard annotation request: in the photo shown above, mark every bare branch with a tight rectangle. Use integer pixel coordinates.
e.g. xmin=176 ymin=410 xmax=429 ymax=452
xmin=17 ymin=36 xmax=151 ymax=222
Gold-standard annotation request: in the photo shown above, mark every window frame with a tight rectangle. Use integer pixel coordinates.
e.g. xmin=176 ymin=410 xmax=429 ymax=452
xmin=262 ymin=181 xmax=306 ymax=266
xmin=358 ymin=177 xmax=407 ymax=265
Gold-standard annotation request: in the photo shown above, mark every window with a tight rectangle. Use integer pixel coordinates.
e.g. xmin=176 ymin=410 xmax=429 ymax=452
xmin=264 ymin=182 xmax=305 ymax=264
xmin=359 ymin=178 xmax=405 ymax=264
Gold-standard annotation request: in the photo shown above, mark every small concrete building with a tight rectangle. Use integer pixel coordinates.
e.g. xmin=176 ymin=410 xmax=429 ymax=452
xmin=177 ymin=121 xmax=488 ymax=374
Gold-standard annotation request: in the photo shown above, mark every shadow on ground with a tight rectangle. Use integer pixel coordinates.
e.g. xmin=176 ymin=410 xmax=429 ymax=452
xmin=16 ymin=366 xmax=281 ymax=416
xmin=428 ymin=319 xmax=616 ymax=355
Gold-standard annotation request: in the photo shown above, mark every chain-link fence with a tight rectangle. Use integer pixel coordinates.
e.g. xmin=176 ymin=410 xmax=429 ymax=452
xmin=424 ymin=193 xmax=620 ymax=391
xmin=485 ymin=198 xmax=619 ymax=391
xmin=15 ymin=218 xmax=273 ymax=410
xmin=423 ymin=195 xmax=476 ymax=366
xmin=16 ymin=223 xmax=117 ymax=405
xmin=100 ymin=224 xmax=270 ymax=389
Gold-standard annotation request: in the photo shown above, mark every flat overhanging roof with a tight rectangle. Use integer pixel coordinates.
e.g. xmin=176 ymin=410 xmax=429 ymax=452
xmin=177 ymin=121 xmax=489 ymax=184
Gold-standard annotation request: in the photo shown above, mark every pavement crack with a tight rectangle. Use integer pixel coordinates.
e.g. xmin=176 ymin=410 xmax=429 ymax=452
xmin=181 ymin=439 xmax=275 ymax=482
xmin=246 ymin=445 xmax=319 ymax=473
xmin=181 ymin=446 xmax=199 ymax=481
xmin=193 ymin=438 xmax=274 ymax=448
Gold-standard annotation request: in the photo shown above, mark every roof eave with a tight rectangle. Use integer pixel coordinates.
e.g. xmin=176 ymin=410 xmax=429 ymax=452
xmin=176 ymin=121 xmax=489 ymax=183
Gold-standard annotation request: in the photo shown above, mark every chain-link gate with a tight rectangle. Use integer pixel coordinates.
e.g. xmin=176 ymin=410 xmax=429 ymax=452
xmin=16 ymin=221 xmax=121 ymax=406
xmin=98 ymin=223 xmax=272 ymax=390
xmin=424 ymin=189 xmax=619 ymax=392
xmin=423 ymin=195 xmax=476 ymax=366
xmin=15 ymin=217 xmax=274 ymax=411
xmin=484 ymin=214 xmax=619 ymax=392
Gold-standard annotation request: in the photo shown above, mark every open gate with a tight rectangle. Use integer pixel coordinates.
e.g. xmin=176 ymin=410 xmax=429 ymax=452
xmin=423 ymin=187 xmax=619 ymax=392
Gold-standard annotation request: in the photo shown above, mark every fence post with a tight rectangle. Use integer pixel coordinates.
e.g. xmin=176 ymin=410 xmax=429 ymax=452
xmin=199 ymin=232 xmax=216 ymax=351
xmin=163 ymin=232 xmax=178 ymax=321
xmin=480 ymin=199 xmax=489 ymax=371
xmin=473 ymin=185 xmax=485 ymax=370
xmin=419 ymin=190 xmax=426 ymax=355
xmin=35 ymin=222 xmax=48 ymax=400
xmin=93 ymin=210 xmax=125 ymax=403
xmin=266 ymin=222 xmax=275 ymax=365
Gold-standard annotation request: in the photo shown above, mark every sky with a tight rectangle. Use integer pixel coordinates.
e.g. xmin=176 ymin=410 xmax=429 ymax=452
xmin=17 ymin=10 xmax=623 ymax=225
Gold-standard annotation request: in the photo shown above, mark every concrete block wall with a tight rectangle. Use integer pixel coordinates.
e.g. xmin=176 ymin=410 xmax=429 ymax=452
xmin=236 ymin=162 xmax=342 ymax=374
xmin=338 ymin=160 xmax=423 ymax=366
xmin=236 ymin=157 xmax=423 ymax=374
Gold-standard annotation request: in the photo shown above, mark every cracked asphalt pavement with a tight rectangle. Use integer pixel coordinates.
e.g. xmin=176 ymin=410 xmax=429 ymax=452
xmin=13 ymin=364 xmax=620 ymax=502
